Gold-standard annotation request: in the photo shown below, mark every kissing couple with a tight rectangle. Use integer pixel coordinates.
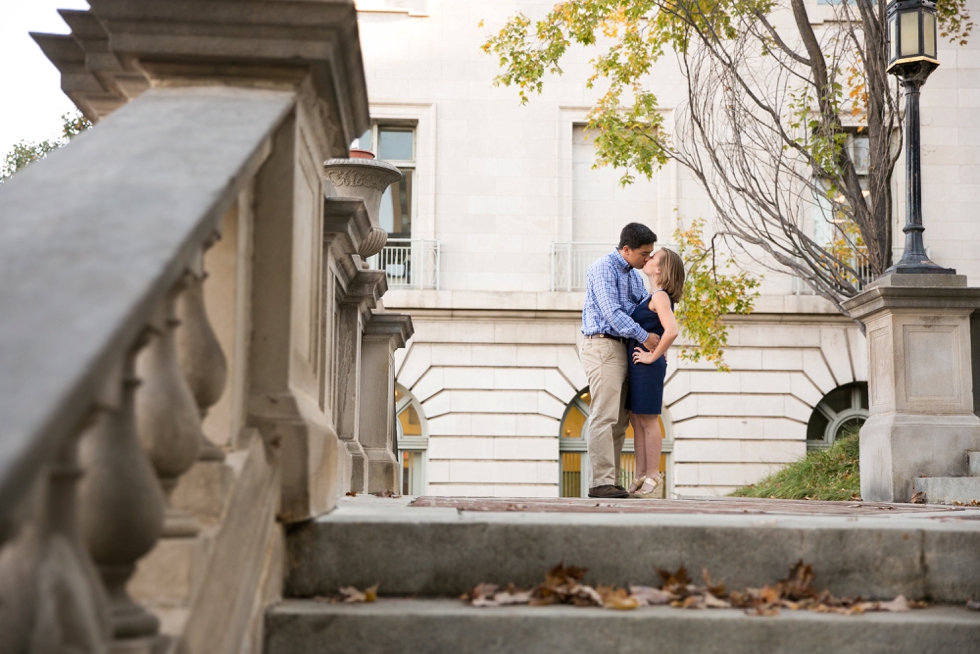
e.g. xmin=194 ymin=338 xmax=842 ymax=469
xmin=579 ymin=223 xmax=686 ymax=499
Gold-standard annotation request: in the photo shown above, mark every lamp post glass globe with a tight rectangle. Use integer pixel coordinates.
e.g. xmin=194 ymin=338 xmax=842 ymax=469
xmin=885 ymin=0 xmax=954 ymax=275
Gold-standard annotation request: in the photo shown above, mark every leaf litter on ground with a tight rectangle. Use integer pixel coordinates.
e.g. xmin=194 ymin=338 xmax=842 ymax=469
xmin=462 ymin=560 xmax=928 ymax=616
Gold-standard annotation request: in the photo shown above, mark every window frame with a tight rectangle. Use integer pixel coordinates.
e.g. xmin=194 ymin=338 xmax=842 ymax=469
xmin=395 ymin=384 xmax=427 ymax=495
xmin=359 ymin=122 xmax=418 ymax=239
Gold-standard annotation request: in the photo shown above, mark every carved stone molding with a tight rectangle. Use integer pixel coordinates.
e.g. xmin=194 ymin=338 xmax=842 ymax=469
xmin=31 ymin=0 xmax=370 ymax=153
xmin=323 ymin=159 xmax=402 ymax=192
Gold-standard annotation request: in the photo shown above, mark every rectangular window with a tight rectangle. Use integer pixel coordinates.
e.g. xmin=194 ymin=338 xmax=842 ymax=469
xmin=356 ymin=125 xmax=416 ymax=238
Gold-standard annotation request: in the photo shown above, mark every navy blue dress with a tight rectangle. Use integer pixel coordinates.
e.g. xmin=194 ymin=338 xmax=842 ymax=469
xmin=625 ymin=291 xmax=672 ymax=415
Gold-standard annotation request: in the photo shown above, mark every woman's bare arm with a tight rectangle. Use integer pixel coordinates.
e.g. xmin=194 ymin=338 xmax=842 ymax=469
xmin=632 ymin=292 xmax=678 ymax=365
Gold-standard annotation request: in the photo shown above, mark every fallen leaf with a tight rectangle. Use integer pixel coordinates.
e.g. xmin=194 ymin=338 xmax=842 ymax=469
xmin=747 ymin=605 xmax=780 ymax=617
xmin=673 ymin=595 xmax=705 ymax=609
xmin=909 ymin=491 xmax=927 ymax=504
xmin=339 ymin=585 xmax=376 ymax=603
xmin=877 ymin=595 xmax=910 ymax=612
xmin=967 ymin=599 xmax=980 ymax=611
xmin=629 ymin=585 xmax=674 ymax=606
xmin=760 ymin=585 xmax=781 ymax=605
xmin=657 ymin=565 xmax=691 ymax=590
xmin=598 ymin=585 xmax=639 ymax=610
xmin=702 ymin=593 xmax=732 ymax=609
xmin=702 ymin=568 xmax=727 ymax=597
xmin=345 ymin=491 xmax=357 ymax=497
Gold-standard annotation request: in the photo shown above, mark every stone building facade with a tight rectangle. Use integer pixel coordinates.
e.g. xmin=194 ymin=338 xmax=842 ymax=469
xmin=355 ymin=0 xmax=980 ymax=497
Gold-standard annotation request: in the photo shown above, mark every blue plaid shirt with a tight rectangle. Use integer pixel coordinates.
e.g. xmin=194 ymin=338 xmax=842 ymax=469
xmin=581 ymin=249 xmax=649 ymax=342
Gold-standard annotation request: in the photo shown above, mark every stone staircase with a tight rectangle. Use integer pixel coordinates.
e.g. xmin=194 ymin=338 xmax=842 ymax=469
xmin=913 ymin=451 xmax=980 ymax=505
xmin=262 ymin=496 xmax=980 ymax=653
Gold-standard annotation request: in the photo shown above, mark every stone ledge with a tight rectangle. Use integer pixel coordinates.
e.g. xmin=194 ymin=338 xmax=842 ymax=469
xmin=265 ymin=599 xmax=980 ymax=654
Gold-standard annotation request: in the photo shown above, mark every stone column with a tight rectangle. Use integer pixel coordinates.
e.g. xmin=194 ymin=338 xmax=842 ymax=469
xmin=359 ymin=313 xmax=414 ymax=493
xmin=843 ymin=274 xmax=980 ymax=502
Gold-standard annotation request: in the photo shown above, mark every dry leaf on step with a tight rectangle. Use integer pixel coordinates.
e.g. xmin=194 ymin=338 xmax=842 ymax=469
xmin=877 ymin=595 xmax=910 ymax=612
xmin=629 ymin=585 xmax=674 ymax=606
xmin=597 ymin=586 xmax=639 ymax=610
xmin=339 ymin=584 xmax=378 ymax=603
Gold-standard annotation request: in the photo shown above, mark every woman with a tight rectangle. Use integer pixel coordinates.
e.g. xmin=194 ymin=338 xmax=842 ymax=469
xmin=625 ymin=248 xmax=685 ymax=499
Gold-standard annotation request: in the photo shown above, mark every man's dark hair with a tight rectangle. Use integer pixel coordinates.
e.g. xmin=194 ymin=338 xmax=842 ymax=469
xmin=618 ymin=223 xmax=657 ymax=250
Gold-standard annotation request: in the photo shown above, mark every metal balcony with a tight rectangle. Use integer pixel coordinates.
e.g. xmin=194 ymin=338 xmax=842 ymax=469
xmin=550 ymin=241 xmax=678 ymax=292
xmin=367 ymin=238 xmax=440 ymax=290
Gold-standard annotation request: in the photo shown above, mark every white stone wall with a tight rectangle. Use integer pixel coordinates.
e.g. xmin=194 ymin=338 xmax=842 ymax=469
xmin=360 ymin=0 xmax=978 ymax=496
xmin=394 ymin=313 xmax=587 ymax=496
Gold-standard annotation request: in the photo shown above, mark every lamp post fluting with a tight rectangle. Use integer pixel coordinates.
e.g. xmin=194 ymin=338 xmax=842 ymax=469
xmin=884 ymin=0 xmax=953 ymax=275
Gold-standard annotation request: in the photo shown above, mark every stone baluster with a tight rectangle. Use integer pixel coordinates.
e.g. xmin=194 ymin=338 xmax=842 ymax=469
xmin=176 ymin=234 xmax=228 ymax=461
xmin=0 ymin=425 xmax=113 ymax=652
xmin=136 ymin=279 xmax=204 ymax=537
xmin=78 ymin=340 xmax=167 ymax=640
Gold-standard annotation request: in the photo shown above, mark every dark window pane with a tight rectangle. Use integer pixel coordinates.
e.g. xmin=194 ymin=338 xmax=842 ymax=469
xmin=379 ymin=129 xmax=413 ymax=160
xmin=807 ymin=406 xmax=830 ymax=441
xmin=561 ymin=452 xmax=582 ymax=497
xmin=823 ymin=385 xmax=852 ymax=415
xmin=379 ymin=168 xmax=412 ymax=237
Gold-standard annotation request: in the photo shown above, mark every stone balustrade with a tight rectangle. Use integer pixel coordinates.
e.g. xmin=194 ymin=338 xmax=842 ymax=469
xmin=0 ymin=2 xmax=411 ymax=652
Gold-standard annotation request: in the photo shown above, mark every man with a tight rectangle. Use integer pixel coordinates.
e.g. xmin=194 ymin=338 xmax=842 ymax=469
xmin=579 ymin=223 xmax=660 ymax=499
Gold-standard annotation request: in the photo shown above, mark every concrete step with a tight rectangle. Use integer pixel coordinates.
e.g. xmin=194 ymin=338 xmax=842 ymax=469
xmin=970 ymin=451 xmax=980 ymax=477
xmin=283 ymin=497 xmax=980 ymax=603
xmin=264 ymin=598 xmax=980 ymax=654
xmin=913 ymin=476 xmax=980 ymax=505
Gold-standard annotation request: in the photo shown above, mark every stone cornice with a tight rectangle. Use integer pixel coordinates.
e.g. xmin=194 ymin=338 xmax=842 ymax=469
xmin=339 ymin=269 xmax=387 ymax=316
xmin=32 ymin=0 xmax=369 ymax=153
xmin=363 ymin=311 xmax=414 ymax=350
xmin=843 ymin=285 xmax=980 ymax=323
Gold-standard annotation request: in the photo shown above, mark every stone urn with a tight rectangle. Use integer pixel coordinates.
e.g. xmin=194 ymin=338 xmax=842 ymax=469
xmin=323 ymin=154 xmax=402 ymax=258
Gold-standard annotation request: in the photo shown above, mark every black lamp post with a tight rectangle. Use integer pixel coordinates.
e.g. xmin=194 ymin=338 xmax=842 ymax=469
xmin=885 ymin=0 xmax=954 ymax=275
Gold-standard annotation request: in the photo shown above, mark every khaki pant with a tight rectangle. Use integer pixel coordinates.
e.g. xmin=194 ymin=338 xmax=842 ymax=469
xmin=578 ymin=337 xmax=629 ymax=488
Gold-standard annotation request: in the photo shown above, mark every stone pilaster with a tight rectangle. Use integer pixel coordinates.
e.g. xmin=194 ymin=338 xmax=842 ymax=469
xmin=843 ymin=274 xmax=980 ymax=502
xmin=359 ymin=312 xmax=414 ymax=493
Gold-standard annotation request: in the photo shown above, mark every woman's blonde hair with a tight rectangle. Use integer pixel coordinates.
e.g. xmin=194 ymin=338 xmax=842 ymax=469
xmin=657 ymin=248 xmax=686 ymax=303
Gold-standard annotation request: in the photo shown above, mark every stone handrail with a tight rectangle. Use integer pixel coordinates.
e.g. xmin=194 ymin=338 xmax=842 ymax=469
xmin=0 ymin=2 xmax=412 ymax=652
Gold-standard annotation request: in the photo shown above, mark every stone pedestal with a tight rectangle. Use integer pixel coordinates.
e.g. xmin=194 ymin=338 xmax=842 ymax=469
xmin=843 ymin=274 xmax=980 ymax=502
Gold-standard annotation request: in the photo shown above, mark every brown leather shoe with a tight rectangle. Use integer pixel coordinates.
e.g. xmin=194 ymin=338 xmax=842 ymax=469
xmin=588 ymin=484 xmax=630 ymax=499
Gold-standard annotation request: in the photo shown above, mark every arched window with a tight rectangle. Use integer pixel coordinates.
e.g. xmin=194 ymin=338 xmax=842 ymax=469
xmin=558 ymin=388 xmax=673 ymax=497
xmin=806 ymin=382 xmax=869 ymax=450
xmin=395 ymin=385 xmax=427 ymax=495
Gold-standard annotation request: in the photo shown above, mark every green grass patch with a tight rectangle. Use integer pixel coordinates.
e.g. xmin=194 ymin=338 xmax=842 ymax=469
xmin=729 ymin=432 xmax=860 ymax=501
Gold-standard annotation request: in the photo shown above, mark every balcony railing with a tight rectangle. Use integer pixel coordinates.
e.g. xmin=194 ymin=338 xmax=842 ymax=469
xmin=792 ymin=247 xmax=875 ymax=295
xmin=551 ymin=241 xmax=678 ymax=292
xmin=367 ymin=238 xmax=440 ymax=290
